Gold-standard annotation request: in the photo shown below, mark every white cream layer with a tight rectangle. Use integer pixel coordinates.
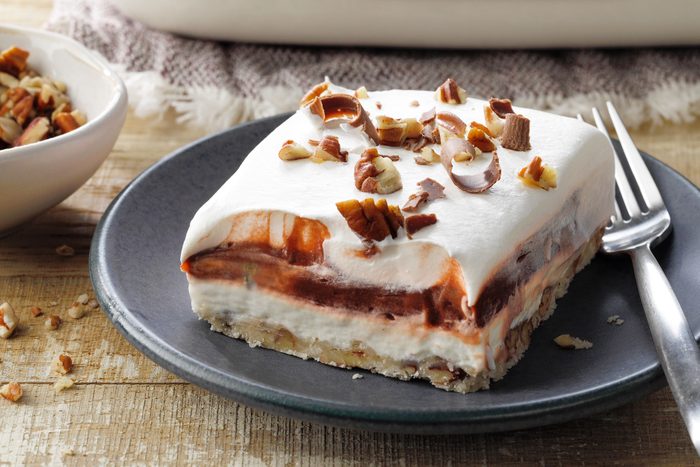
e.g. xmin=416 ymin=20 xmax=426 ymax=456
xmin=181 ymin=82 xmax=615 ymax=305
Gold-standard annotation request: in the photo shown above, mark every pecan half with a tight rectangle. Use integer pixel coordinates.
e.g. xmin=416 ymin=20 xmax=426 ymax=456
xmin=311 ymin=135 xmax=347 ymax=163
xmin=435 ymin=78 xmax=467 ymax=104
xmin=354 ymin=148 xmax=402 ymax=194
xmin=405 ymin=213 xmax=438 ymax=239
xmin=488 ymin=97 xmax=515 ymax=118
xmin=278 ymin=140 xmax=312 ymax=161
xmin=501 ymin=114 xmax=531 ymax=151
xmin=518 ymin=155 xmax=557 ymax=190
xmin=336 ymin=198 xmax=404 ymax=242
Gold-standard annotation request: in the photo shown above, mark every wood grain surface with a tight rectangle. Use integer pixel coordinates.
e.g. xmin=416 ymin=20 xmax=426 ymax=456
xmin=2 ymin=2 xmax=700 ymax=465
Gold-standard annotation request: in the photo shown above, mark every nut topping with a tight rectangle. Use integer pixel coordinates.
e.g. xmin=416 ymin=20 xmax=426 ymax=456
xmin=53 ymin=112 xmax=80 ymax=135
xmin=45 ymin=314 xmax=62 ymax=330
xmin=311 ymin=135 xmax=347 ymax=163
xmin=414 ymin=147 xmax=440 ymax=165
xmin=435 ymin=78 xmax=467 ymax=105
xmin=501 ymin=113 xmax=532 ymax=151
xmin=54 ymin=376 xmax=75 ymax=393
xmin=278 ymin=140 xmax=312 ymax=161
xmin=554 ymin=334 xmax=593 ymax=350
xmin=518 ymin=155 xmax=557 ymax=190
xmin=336 ymin=198 xmax=404 ymax=242
xmin=354 ymin=86 xmax=369 ymax=99
xmin=0 ymin=302 xmax=18 ymax=339
xmin=467 ymin=126 xmax=496 ymax=153
xmin=14 ymin=116 xmax=50 ymax=146
xmin=376 ymin=115 xmax=423 ymax=146
xmin=354 ymin=148 xmax=402 ymax=194
xmin=0 ymin=46 xmax=29 ymax=78
xmin=299 ymin=81 xmax=330 ymax=107
xmin=405 ymin=213 xmax=438 ymax=239
xmin=0 ymin=117 xmax=21 ymax=145
xmin=483 ymin=105 xmax=505 ymax=137
xmin=0 ymin=382 xmax=23 ymax=402
xmin=55 ymin=354 xmax=73 ymax=374
xmin=488 ymin=97 xmax=515 ymax=118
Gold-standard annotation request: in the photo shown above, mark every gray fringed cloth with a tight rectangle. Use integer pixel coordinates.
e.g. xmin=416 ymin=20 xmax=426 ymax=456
xmin=47 ymin=0 xmax=700 ymax=132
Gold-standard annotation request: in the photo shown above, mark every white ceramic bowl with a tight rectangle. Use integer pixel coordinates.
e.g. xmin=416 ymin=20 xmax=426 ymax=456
xmin=0 ymin=24 xmax=127 ymax=233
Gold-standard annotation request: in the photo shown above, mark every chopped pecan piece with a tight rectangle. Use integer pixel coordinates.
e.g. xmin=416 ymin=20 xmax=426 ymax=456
xmin=354 ymin=148 xmax=402 ymax=194
xmin=409 ymin=100 xmax=420 ymax=107
xmin=55 ymin=354 xmax=73 ymax=374
xmin=488 ymin=97 xmax=515 ymax=118
xmin=45 ymin=314 xmax=62 ymax=330
xmin=483 ymin=105 xmax=504 ymax=137
xmin=467 ymin=126 xmax=496 ymax=153
xmin=30 ymin=306 xmax=43 ymax=317
xmin=0 ymin=46 xmax=29 ymax=78
xmin=11 ymin=94 xmax=34 ymax=127
xmin=311 ymin=135 xmax=347 ymax=163
xmin=518 ymin=155 xmax=557 ymax=190
xmin=14 ymin=117 xmax=50 ymax=146
xmin=53 ymin=112 xmax=81 ymax=135
xmin=278 ymin=140 xmax=311 ymax=161
xmin=55 ymin=244 xmax=75 ymax=256
xmin=414 ymin=147 xmax=440 ymax=165
xmin=336 ymin=198 xmax=404 ymax=242
xmin=470 ymin=121 xmax=494 ymax=138
xmin=0 ymin=382 xmax=23 ymax=402
xmin=435 ymin=78 xmax=467 ymax=104
xmin=0 ymin=117 xmax=21 ymax=145
xmin=405 ymin=213 xmax=438 ymax=238
xmin=299 ymin=81 xmax=330 ymax=107
xmin=0 ymin=302 xmax=18 ymax=339
xmin=501 ymin=114 xmax=531 ymax=151
xmin=54 ymin=376 xmax=75 ymax=393
xmin=0 ymin=86 xmax=30 ymax=116
xmin=554 ymin=334 xmax=593 ymax=350
xmin=375 ymin=115 xmax=423 ymax=146
xmin=354 ymin=86 xmax=369 ymax=99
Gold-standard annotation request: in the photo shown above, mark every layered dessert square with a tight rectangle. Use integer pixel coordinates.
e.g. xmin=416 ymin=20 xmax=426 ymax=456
xmin=181 ymin=79 xmax=615 ymax=393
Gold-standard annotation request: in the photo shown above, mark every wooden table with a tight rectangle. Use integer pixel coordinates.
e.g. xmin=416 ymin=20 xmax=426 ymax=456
xmin=3 ymin=2 xmax=700 ymax=464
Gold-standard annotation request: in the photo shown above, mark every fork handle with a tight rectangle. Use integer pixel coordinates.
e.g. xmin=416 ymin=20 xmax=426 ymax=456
xmin=631 ymin=244 xmax=700 ymax=455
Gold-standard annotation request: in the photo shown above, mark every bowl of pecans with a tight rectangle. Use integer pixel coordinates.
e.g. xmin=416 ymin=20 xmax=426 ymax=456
xmin=0 ymin=24 xmax=127 ymax=233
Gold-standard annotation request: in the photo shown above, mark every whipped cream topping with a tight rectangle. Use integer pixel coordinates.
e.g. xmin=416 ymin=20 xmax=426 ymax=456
xmin=182 ymin=82 xmax=615 ymax=305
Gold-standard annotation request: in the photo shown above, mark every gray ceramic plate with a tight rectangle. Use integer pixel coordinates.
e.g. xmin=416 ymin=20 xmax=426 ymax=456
xmin=90 ymin=114 xmax=700 ymax=434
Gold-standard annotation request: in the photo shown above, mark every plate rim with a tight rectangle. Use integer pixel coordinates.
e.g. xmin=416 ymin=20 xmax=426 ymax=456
xmin=90 ymin=114 xmax=697 ymax=433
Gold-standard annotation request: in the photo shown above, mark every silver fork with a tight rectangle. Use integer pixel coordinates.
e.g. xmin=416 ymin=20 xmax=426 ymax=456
xmin=579 ymin=103 xmax=700 ymax=455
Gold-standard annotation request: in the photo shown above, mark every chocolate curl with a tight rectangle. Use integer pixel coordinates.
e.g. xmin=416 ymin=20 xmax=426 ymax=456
xmin=402 ymin=178 xmax=446 ymax=212
xmin=488 ymin=98 xmax=515 ymax=118
xmin=501 ymin=114 xmax=531 ymax=151
xmin=440 ymin=139 xmax=501 ymax=193
xmin=436 ymin=112 xmax=467 ymax=138
xmin=311 ymin=94 xmax=380 ymax=144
